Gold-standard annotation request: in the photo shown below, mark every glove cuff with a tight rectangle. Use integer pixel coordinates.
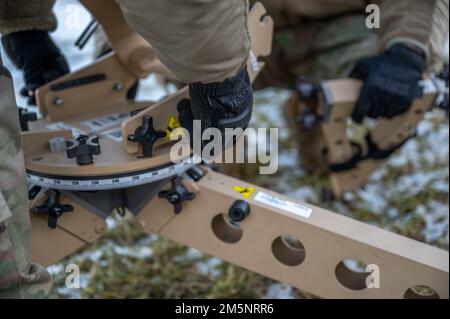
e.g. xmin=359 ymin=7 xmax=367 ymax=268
xmin=387 ymin=43 xmax=427 ymax=72
xmin=190 ymin=65 xmax=249 ymax=97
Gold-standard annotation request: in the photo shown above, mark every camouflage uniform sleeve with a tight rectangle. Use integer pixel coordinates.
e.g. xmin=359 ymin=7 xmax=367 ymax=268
xmin=0 ymin=56 xmax=53 ymax=299
xmin=379 ymin=0 xmax=449 ymax=69
xmin=0 ymin=0 xmax=57 ymax=35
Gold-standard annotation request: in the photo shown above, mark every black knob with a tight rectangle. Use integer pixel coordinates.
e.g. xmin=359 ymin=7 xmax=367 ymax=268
xmin=298 ymin=107 xmax=319 ymax=131
xmin=18 ymin=107 xmax=37 ymax=131
xmin=296 ymin=76 xmax=318 ymax=100
xmin=128 ymin=116 xmax=166 ymax=158
xmin=158 ymin=177 xmax=195 ymax=214
xmin=66 ymin=135 xmax=101 ymax=165
xmin=228 ymin=200 xmax=251 ymax=223
xmin=34 ymin=190 xmax=74 ymax=229
xmin=28 ymin=185 xmax=42 ymax=200
xmin=186 ymin=166 xmax=205 ymax=182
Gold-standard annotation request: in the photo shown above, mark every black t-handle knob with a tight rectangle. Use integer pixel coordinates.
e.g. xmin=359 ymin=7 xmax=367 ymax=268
xmin=128 ymin=116 xmax=166 ymax=158
xmin=66 ymin=135 xmax=101 ymax=165
xmin=158 ymin=177 xmax=195 ymax=214
xmin=296 ymin=76 xmax=318 ymax=100
xmin=18 ymin=107 xmax=37 ymax=131
xmin=34 ymin=190 xmax=74 ymax=229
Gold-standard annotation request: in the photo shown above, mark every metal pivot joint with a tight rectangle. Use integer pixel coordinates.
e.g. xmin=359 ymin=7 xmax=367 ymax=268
xmin=158 ymin=177 xmax=195 ymax=214
xmin=34 ymin=190 xmax=74 ymax=229
xmin=66 ymin=135 xmax=101 ymax=165
xmin=127 ymin=115 xmax=166 ymax=157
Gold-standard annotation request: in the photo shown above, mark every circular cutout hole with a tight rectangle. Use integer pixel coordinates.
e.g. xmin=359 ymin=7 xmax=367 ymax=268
xmin=211 ymin=213 xmax=243 ymax=244
xmin=272 ymin=235 xmax=305 ymax=267
xmin=335 ymin=259 xmax=368 ymax=291
xmin=404 ymin=285 xmax=440 ymax=299
xmin=335 ymin=139 xmax=343 ymax=146
xmin=414 ymin=109 xmax=423 ymax=115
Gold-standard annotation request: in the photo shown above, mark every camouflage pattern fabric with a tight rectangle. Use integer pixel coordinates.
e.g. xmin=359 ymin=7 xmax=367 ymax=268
xmin=0 ymin=59 xmax=53 ymax=299
xmin=254 ymin=14 xmax=379 ymax=90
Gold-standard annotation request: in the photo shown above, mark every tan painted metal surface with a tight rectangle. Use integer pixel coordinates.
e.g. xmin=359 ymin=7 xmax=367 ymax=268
xmin=138 ymin=169 xmax=449 ymax=299
xmin=31 ymin=195 xmax=106 ymax=267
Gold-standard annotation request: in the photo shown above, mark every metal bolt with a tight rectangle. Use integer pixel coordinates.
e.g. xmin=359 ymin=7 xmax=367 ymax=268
xmin=113 ymin=83 xmax=124 ymax=91
xmin=48 ymin=137 xmax=67 ymax=153
xmin=53 ymin=97 xmax=64 ymax=106
xmin=95 ymin=224 xmax=106 ymax=235
xmin=228 ymin=200 xmax=251 ymax=223
xmin=168 ymin=193 xmax=181 ymax=204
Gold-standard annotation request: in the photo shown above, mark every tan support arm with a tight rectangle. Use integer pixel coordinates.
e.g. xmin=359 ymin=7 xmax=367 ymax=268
xmin=30 ymin=167 xmax=448 ymax=298
xmin=319 ymin=78 xmax=439 ymax=198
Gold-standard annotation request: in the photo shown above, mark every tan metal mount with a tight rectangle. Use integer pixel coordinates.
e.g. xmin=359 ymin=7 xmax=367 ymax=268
xmin=3 ymin=1 xmax=445 ymax=299
xmin=285 ymin=78 xmax=440 ymax=198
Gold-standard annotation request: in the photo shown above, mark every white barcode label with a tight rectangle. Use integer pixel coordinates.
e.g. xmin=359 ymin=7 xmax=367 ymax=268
xmin=81 ymin=112 xmax=128 ymax=132
xmin=254 ymin=191 xmax=313 ymax=219
xmin=46 ymin=122 xmax=85 ymax=136
xmin=102 ymin=127 xmax=123 ymax=142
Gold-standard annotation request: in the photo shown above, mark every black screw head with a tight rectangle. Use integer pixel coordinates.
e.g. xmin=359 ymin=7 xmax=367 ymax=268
xmin=298 ymin=108 xmax=319 ymax=131
xmin=75 ymin=135 xmax=89 ymax=144
xmin=167 ymin=193 xmax=181 ymax=204
xmin=296 ymin=77 xmax=317 ymax=100
xmin=228 ymin=200 xmax=251 ymax=223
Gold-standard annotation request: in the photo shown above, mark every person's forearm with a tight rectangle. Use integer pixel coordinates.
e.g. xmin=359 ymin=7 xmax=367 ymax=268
xmin=379 ymin=0 xmax=449 ymax=69
xmin=117 ymin=0 xmax=250 ymax=84
xmin=0 ymin=0 xmax=56 ymax=35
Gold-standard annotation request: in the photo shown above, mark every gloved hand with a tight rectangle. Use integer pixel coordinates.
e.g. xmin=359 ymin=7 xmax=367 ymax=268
xmin=2 ymin=30 xmax=70 ymax=105
xmin=177 ymin=65 xmax=253 ymax=153
xmin=350 ymin=43 xmax=426 ymax=123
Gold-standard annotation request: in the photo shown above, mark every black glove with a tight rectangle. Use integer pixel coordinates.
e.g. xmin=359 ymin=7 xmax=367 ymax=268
xmin=350 ymin=43 xmax=426 ymax=123
xmin=2 ymin=30 xmax=70 ymax=105
xmin=178 ymin=66 xmax=253 ymax=152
